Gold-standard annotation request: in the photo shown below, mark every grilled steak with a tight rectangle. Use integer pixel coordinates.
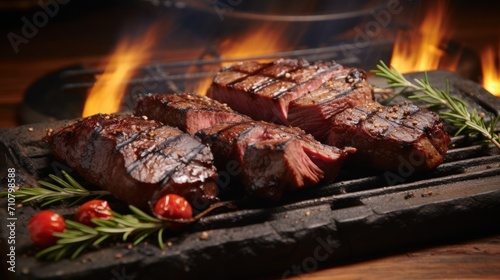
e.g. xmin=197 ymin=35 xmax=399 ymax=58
xmin=197 ymin=121 xmax=355 ymax=200
xmin=208 ymin=58 xmax=450 ymax=172
xmin=46 ymin=114 xmax=218 ymax=209
xmin=327 ymin=103 xmax=450 ymax=171
xmin=135 ymin=93 xmax=354 ymax=200
xmin=206 ymin=58 xmax=342 ymax=124
xmin=135 ymin=93 xmax=251 ymax=134
xmin=287 ymin=68 xmax=373 ymax=141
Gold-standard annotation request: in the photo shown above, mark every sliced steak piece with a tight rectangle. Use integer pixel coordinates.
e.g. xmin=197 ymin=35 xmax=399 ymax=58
xmin=207 ymin=58 xmax=342 ymax=124
xmin=327 ymin=103 xmax=450 ymax=172
xmin=197 ymin=121 xmax=355 ymax=200
xmin=46 ymin=114 xmax=219 ymax=209
xmin=287 ymin=68 xmax=374 ymax=141
xmin=135 ymin=93 xmax=251 ymax=134
xmin=243 ymin=139 xmax=323 ymax=200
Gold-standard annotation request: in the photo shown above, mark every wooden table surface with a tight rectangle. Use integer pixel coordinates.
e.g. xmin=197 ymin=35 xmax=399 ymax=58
xmin=284 ymin=235 xmax=500 ymax=280
xmin=1 ymin=1 xmax=499 ymax=279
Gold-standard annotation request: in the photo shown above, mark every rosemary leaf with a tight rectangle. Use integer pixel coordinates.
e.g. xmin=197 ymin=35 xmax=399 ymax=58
xmin=40 ymin=197 xmax=65 ymax=208
xmin=92 ymin=234 xmax=110 ymax=247
xmin=122 ymin=229 xmax=135 ymax=241
xmin=54 ymin=245 xmax=70 ymax=261
xmin=129 ymin=205 xmax=161 ymax=223
xmin=35 ymin=244 xmax=65 ymax=259
xmin=68 ymin=196 xmax=88 ymax=207
xmin=47 ymin=174 xmax=75 ymax=190
xmin=37 ymin=181 xmax=65 ymax=192
xmin=1 ymin=172 xmax=111 ymax=207
xmin=56 ymin=235 xmax=96 ymax=244
xmin=71 ymin=240 xmax=94 ymax=260
xmin=372 ymin=60 xmax=500 ymax=150
xmin=133 ymin=228 xmax=158 ymax=246
xmin=90 ymin=219 xmax=116 ymax=228
xmin=66 ymin=220 xmax=99 ymax=235
xmin=53 ymin=231 xmax=82 ymax=239
xmin=62 ymin=170 xmax=86 ymax=190
xmin=21 ymin=195 xmax=48 ymax=203
xmin=158 ymin=227 xmax=165 ymax=250
xmin=111 ymin=216 xmax=140 ymax=227
xmin=96 ymin=227 xmax=135 ymax=234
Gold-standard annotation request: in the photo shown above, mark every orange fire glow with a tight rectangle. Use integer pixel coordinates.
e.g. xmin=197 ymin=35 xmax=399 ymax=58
xmin=188 ymin=68 xmax=215 ymax=97
xmin=82 ymin=28 xmax=158 ymax=117
xmin=190 ymin=24 xmax=290 ymax=95
xmin=480 ymin=45 xmax=500 ymax=96
xmin=390 ymin=1 xmax=451 ymax=73
xmin=219 ymin=24 xmax=288 ymax=62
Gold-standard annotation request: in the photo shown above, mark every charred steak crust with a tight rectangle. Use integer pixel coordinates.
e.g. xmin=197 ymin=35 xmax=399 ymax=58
xmin=207 ymin=58 xmax=343 ymax=124
xmin=287 ymin=68 xmax=374 ymax=141
xmin=46 ymin=114 xmax=219 ymax=209
xmin=196 ymin=121 xmax=354 ymax=200
xmin=135 ymin=93 xmax=251 ymax=134
xmin=327 ymin=103 xmax=450 ymax=172
xmin=135 ymin=93 xmax=354 ymax=200
xmin=208 ymin=58 xmax=450 ymax=172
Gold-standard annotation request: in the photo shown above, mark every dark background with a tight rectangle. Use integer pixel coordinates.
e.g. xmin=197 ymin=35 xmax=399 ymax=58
xmin=1 ymin=1 xmax=500 ymax=279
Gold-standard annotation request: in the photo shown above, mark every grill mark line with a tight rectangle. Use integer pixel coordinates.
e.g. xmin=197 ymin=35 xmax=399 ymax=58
xmin=125 ymin=133 xmax=185 ymax=174
xmin=159 ymin=143 xmax=209 ymax=188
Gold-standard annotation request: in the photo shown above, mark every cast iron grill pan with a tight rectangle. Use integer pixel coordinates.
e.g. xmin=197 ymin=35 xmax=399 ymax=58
xmin=0 ymin=71 xmax=499 ymax=279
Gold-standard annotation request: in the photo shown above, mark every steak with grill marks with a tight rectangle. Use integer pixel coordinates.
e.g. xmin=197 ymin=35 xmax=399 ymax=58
xmin=327 ymin=103 xmax=450 ymax=172
xmin=287 ymin=68 xmax=374 ymax=142
xmin=206 ymin=58 xmax=342 ymax=124
xmin=208 ymin=58 xmax=450 ymax=172
xmin=135 ymin=93 xmax=251 ymax=134
xmin=135 ymin=93 xmax=355 ymax=200
xmin=46 ymin=114 xmax=219 ymax=209
xmin=196 ymin=121 xmax=355 ymax=200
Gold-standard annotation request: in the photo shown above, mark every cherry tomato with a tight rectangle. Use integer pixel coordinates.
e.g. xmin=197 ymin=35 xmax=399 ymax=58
xmin=75 ymin=199 xmax=113 ymax=227
xmin=28 ymin=210 xmax=65 ymax=248
xmin=154 ymin=194 xmax=193 ymax=220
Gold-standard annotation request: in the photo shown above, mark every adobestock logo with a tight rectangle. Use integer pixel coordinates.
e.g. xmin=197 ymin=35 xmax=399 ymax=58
xmin=212 ymin=0 xmax=244 ymax=21
xmin=190 ymin=159 xmax=242 ymax=211
xmin=340 ymin=0 xmax=406 ymax=60
xmin=281 ymin=235 xmax=340 ymax=279
xmin=384 ymin=149 xmax=426 ymax=186
xmin=122 ymin=65 xmax=171 ymax=111
xmin=7 ymin=0 xmax=71 ymax=54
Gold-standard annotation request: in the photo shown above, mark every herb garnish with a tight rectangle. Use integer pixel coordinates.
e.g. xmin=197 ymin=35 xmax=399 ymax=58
xmin=37 ymin=205 xmax=166 ymax=261
xmin=372 ymin=60 xmax=500 ymax=149
xmin=1 ymin=171 xmax=232 ymax=261
xmin=0 ymin=171 xmax=110 ymax=207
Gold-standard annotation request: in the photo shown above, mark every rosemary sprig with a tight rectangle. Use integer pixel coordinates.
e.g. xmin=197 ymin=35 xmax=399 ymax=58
xmin=36 ymin=205 xmax=166 ymax=261
xmin=372 ymin=60 xmax=500 ymax=150
xmin=0 ymin=170 xmax=110 ymax=207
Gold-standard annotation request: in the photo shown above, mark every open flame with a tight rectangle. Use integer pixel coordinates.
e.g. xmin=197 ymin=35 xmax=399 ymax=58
xmin=190 ymin=23 xmax=291 ymax=95
xmin=219 ymin=24 xmax=289 ymax=62
xmin=84 ymin=21 xmax=292 ymax=114
xmin=83 ymin=3 xmax=498 ymax=117
xmin=390 ymin=1 xmax=451 ymax=73
xmin=390 ymin=0 xmax=499 ymax=98
xmin=82 ymin=27 xmax=159 ymax=117
xmin=480 ymin=44 xmax=500 ymax=96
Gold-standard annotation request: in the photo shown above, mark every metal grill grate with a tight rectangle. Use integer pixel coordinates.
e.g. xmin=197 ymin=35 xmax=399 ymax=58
xmin=19 ymin=41 xmax=394 ymax=124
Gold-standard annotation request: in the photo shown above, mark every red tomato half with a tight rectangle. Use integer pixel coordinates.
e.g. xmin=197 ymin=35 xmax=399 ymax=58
xmin=28 ymin=210 xmax=65 ymax=248
xmin=75 ymin=199 xmax=113 ymax=227
xmin=154 ymin=194 xmax=193 ymax=220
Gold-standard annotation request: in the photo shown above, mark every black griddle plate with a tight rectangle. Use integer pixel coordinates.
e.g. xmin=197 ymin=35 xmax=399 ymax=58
xmin=1 ymin=71 xmax=499 ymax=280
